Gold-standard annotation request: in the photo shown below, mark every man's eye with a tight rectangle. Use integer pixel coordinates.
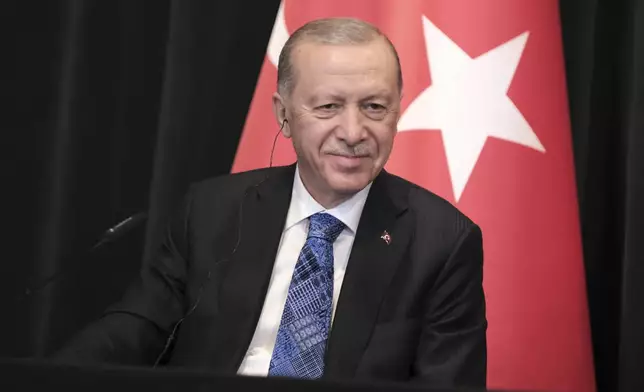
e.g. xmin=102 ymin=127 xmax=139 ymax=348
xmin=318 ymin=103 xmax=339 ymax=110
xmin=364 ymin=103 xmax=386 ymax=112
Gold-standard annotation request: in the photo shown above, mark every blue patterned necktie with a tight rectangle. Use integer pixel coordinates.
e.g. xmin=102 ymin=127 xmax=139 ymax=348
xmin=268 ymin=212 xmax=345 ymax=379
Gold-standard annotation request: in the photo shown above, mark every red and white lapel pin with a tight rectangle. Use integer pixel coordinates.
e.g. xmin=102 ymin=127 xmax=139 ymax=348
xmin=380 ymin=230 xmax=391 ymax=245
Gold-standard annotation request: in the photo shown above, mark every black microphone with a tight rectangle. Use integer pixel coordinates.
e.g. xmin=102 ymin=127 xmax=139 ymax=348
xmin=17 ymin=212 xmax=148 ymax=301
xmin=91 ymin=212 xmax=148 ymax=250
xmin=152 ymin=121 xmax=286 ymax=367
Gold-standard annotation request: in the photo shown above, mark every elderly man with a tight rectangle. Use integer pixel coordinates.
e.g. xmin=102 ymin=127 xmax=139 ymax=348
xmin=55 ymin=17 xmax=487 ymax=389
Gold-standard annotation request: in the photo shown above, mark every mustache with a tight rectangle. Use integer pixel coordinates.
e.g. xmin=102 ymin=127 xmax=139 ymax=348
xmin=324 ymin=145 xmax=372 ymax=157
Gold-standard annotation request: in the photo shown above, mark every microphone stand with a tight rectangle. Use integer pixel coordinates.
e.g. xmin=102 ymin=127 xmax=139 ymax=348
xmin=16 ymin=212 xmax=147 ymax=302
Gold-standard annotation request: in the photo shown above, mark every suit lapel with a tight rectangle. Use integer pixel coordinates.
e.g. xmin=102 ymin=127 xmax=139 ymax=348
xmin=208 ymin=164 xmax=296 ymax=374
xmin=323 ymin=170 xmax=410 ymax=379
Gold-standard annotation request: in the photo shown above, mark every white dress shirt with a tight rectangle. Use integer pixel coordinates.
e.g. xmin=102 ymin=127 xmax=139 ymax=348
xmin=236 ymin=166 xmax=372 ymax=377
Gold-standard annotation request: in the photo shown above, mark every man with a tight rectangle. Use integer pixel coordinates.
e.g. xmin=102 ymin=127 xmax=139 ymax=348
xmin=54 ymin=17 xmax=487 ymax=388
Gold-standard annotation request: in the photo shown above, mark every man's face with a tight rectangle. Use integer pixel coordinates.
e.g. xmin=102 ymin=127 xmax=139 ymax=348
xmin=274 ymin=38 xmax=401 ymax=206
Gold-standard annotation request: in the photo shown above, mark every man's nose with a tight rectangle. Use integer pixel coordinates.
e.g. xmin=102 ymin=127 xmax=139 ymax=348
xmin=336 ymin=106 xmax=366 ymax=146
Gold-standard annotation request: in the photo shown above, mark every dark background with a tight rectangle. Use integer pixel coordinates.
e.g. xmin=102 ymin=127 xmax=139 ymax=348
xmin=3 ymin=1 xmax=643 ymax=391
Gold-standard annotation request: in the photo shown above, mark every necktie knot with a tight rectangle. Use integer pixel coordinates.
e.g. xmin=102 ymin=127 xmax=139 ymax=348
xmin=308 ymin=212 xmax=345 ymax=243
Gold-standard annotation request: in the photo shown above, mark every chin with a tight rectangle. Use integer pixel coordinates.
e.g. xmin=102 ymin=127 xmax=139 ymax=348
xmin=326 ymin=171 xmax=373 ymax=195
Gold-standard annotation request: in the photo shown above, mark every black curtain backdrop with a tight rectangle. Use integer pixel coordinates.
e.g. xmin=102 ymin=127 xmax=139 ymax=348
xmin=3 ymin=1 xmax=643 ymax=391
xmin=560 ymin=0 xmax=644 ymax=391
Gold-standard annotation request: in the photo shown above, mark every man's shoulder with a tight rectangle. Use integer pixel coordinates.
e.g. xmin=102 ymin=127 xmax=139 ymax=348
xmin=191 ymin=165 xmax=291 ymax=195
xmin=383 ymin=171 xmax=476 ymax=229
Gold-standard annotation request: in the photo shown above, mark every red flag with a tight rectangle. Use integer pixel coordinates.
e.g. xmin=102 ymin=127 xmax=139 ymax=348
xmin=233 ymin=1 xmax=595 ymax=390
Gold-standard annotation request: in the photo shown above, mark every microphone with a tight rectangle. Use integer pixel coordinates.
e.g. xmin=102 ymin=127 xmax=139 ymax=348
xmin=17 ymin=212 xmax=148 ymax=301
xmin=92 ymin=212 xmax=148 ymax=250
xmin=152 ymin=120 xmax=286 ymax=367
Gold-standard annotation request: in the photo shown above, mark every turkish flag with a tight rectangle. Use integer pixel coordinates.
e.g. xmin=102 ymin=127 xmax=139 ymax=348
xmin=232 ymin=1 xmax=595 ymax=391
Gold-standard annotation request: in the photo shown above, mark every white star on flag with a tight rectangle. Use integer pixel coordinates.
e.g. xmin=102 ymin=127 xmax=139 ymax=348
xmin=398 ymin=16 xmax=546 ymax=201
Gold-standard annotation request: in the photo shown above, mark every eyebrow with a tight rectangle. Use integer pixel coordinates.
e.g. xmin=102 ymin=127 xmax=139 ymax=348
xmin=307 ymin=94 xmax=345 ymax=105
xmin=309 ymin=91 xmax=393 ymax=104
xmin=361 ymin=94 xmax=392 ymax=102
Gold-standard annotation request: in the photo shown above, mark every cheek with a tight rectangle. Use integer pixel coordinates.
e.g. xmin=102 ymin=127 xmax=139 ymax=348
xmin=372 ymin=125 xmax=396 ymax=157
xmin=291 ymin=121 xmax=328 ymax=155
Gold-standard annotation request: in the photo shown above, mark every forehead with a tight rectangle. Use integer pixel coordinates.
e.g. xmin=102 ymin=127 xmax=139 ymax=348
xmin=290 ymin=40 xmax=399 ymax=97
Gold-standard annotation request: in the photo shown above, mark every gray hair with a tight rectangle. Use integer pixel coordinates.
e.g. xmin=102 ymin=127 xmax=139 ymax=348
xmin=277 ymin=17 xmax=403 ymax=97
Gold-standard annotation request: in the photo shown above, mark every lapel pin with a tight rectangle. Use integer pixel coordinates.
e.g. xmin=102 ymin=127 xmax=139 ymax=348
xmin=380 ymin=230 xmax=391 ymax=245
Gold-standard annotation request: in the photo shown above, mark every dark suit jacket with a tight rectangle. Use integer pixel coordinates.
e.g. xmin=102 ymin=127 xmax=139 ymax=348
xmin=54 ymin=164 xmax=487 ymax=388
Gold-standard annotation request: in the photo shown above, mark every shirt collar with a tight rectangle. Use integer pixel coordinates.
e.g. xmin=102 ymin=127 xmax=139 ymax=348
xmin=284 ymin=165 xmax=372 ymax=233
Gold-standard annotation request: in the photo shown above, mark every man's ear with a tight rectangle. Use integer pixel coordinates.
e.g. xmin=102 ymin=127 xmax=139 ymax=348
xmin=272 ymin=92 xmax=291 ymax=138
